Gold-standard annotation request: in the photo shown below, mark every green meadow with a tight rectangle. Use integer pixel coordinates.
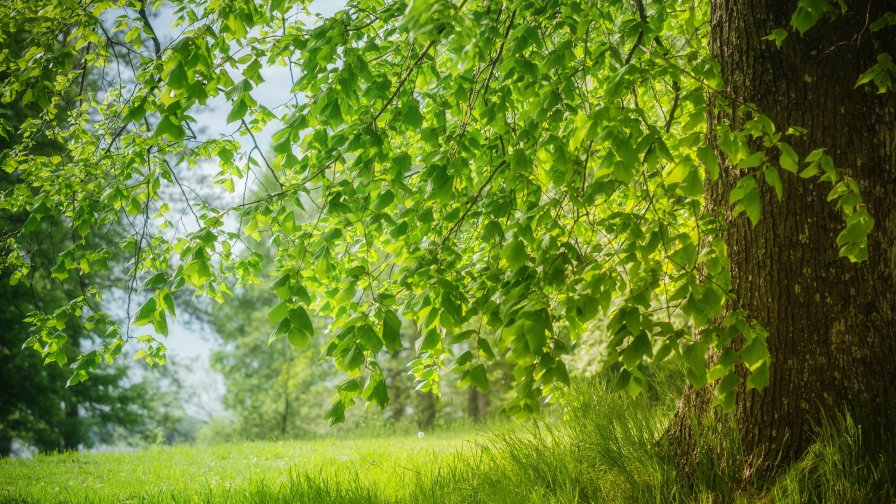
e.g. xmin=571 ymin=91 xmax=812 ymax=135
xmin=0 ymin=431 xmax=478 ymax=503
xmin=4 ymin=381 xmax=895 ymax=504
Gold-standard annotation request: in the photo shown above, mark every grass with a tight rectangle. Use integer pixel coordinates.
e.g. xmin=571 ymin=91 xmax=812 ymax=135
xmin=3 ymin=378 xmax=895 ymax=503
xmin=0 ymin=430 xmax=481 ymax=503
xmin=414 ymin=380 xmax=896 ymax=504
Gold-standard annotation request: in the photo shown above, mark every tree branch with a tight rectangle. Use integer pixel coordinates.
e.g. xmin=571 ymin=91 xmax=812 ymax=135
xmin=440 ymin=159 xmax=506 ymax=247
xmin=136 ymin=1 xmax=161 ymax=59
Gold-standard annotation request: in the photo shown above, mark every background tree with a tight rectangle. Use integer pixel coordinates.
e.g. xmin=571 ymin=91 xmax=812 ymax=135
xmin=0 ymin=99 xmax=157 ymax=456
xmin=0 ymin=2 xmax=194 ymax=456
xmin=209 ymin=280 xmax=334 ymax=439
xmin=209 ymin=276 xmax=510 ymax=437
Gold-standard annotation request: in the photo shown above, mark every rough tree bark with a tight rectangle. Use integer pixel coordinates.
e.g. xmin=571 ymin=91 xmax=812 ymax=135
xmin=669 ymin=0 xmax=896 ymax=471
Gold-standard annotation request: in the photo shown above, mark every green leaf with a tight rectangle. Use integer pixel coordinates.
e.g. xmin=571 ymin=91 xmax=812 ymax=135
xmin=729 ymin=175 xmax=756 ymax=205
xmin=22 ymin=213 xmax=42 ymax=232
xmin=289 ymin=306 xmax=314 ymax=340
xmin=325 ymin=399 xmax=346 ymax=425
xmin=763 ymin=167 xmax=783 ymax=201
xmin=167 ymin=62 xmax=188 ymax=90
xmin=226 ymin=98 xmax=249 ymax=124
xmin=440 ymin=290 xmax=463 ymax=326
xmin=271 ymin=274 xmax=291 ymax=299
xmin=740 ymin=337 xmax=770 ymax=370
xmin=763 ymin=28 xmax=788 ymax=48
xmin=401 ymin=100 xmax=424 ymax=129
xmin=357 ymin=324 xmax=382 ymax=353
xmin=154 ymin=115 xmax=186 ymax=142
xmin=553 ymin=360 xmax=571 ymax=385
xmin=718 ymin=371 xmax=741 ymax=395
xmin=576 ymin=295 xmax=599 ymax=323
xmin=275 ymin=318 xmax=291 ymax=336
xmin=144 ymin=272 xmax=168 ymax=288
xmin=604 ymin=64 xmax=632 ymax=101
xmin=501 ymin=238 xmax=527 ymax=269
xmin=791 ymin=0 xmax=829 ymax=35
xmin=134 ymin=297 xmax=157 ymax=326
xmin=870 ymin=12 xmax=896 ymax=32
xmin=152 ymin=310 xmax=168 ymax=336
xmin=799 ymin=163 xmax=820 ymax=178
xmin=337 ymin=377 xmax=362 ymax=398
xmin=481 ymin=220 xmax=503 ymax=242
xmin=381 ymin=310 xmax=402 ymax=353
xmin=268 ymin=301 xmax=289 ymax=324
xmin=339 ymin=344 xmax=366 ymax=373
xmin=160 ymin=291 xmax=176 ymax=317
xmin=680 ymin=165 xmax=704 ymax=198
xmin=623 ymin=307 xmax=641 ymax=336
xmin=363 ymin=374 xmax=390 ymax=407
xmin=270 ymin=0 xmax=288 ymax=14
xmin=805 ymin=148 xmax=825 ymax=163
xmin=696 ymin=145 xmax=720 ymax=182
xmin=855 ymin=53 xmax=896 ymax=93
xmin=682 ymin=341 xmax=708 ymax=386
xmin=66 ymin=370 xmax=89 ymax=388
xmin=286 ymin=328 xmax=309 ymax=348
xmin=736 ymin=151 xmax=764 ymax=169
xmin=747 ymin=361 xmax=770 ymax=390
xmin=417 ymin=330 xmax=440 ymax=352
xmin=371 ymin=190 xmax=395 ymax=212
xmin=477 ymin=338 xmax=496 ymax=360
xmin=670 ymin=242 xmax=698 ymax=272
xmin=664 ymin=158 xmax=693 ymax=186
xmin=622 ymin=333 xmax=652 ymax=368
xmin=837 ymin=208 xmax=874 ymax=262
xmin=466 ymin=363 xmax=489 ymax=391
xmin=778 ymin=143 xmax=799 ymax=173
xmin=50 ymin=260 xmax=70 ymax=281
xmin=742 ymin=188 xmax=761 ymax=226
xmin=510 ymin=148 xmax=530 ymax=174
xmin=731 ymin=175 xmax=761 ymax=226
xmin=455 ymin=350 xmax=474 ymax=367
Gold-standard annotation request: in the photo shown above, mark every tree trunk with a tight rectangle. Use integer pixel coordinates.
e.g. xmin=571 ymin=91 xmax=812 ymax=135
xmin=669 ymin=0 xmax=896 ymax=472
xmin=281 ymin=344 xmax=292 ymax=438
xmin=418 ymin=392 xmax=437 ymax=430
xmin=61 ymin=399 xmax=81 ymax=452
xmin=387 ymin=350 xmax=410 ymax=423
xmin=0 ymin=429 xmax=11 ymax=457
xmin=467 ymin=388 xmax=490 ymax=422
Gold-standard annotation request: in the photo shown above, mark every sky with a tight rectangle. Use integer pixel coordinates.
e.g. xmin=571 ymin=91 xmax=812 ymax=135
xmin=134 ymin=0 xmax=347 ymax=418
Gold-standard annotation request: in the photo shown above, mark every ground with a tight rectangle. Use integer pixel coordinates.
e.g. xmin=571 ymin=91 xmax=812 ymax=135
xmin=0 ymin=430 xmax=479 ymax=503
xmin=2 ymin=381 xmax=893 ymax=503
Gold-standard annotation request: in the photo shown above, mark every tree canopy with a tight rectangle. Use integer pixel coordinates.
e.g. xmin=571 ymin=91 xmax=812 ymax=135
xmin=1 ymin=0 xmax=890 ymax=422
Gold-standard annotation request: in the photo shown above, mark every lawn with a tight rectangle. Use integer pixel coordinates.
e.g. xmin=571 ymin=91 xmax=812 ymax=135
xmin=4 ymin=380 xmax=895 ymax=504
xmin=0 ymin=430 xmax=480 ymax=503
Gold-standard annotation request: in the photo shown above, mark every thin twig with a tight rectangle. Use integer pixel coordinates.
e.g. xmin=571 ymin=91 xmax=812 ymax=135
xmin=440 ymin=160 xmax=506 ymax=246
xmin=240 ymin=118 xmax=283 ymax=188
